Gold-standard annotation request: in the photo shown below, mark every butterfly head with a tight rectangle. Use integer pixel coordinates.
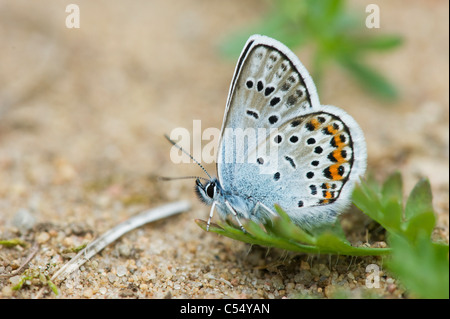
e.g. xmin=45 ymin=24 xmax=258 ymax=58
xmin=195 ymin=178 xmax=221 ymax=205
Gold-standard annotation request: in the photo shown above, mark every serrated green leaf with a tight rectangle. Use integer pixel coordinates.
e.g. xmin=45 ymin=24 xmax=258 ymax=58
xmin=405 ymin=178 xmax=433 ymax=220
xmin=315 ymin=232 xmax=390 ymax=256
xmin=196 ymin=215 xmax=391 ymax=256
xmin=387 ymin=232 xmax=449 ymax=299
xmin=195 ymin=219 xmax=260 ymax=245
xmin=269 ymin=205 xmax=317 ymax=245
xmin=353 ymin=181 xmax=384 ymax=222
xmin=381 ymin=172 xmax=403 ymax=207
xmin=402 ymin=212 xmax=436 ymax=242
xmin=381 ymin=200 xmax=403 ymax=232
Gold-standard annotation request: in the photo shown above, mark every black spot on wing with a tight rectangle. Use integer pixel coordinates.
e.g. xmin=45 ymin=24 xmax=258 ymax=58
xmin=257 ymin=81 xmax=264 ymax=92
xmin=264 ymin=86 xmax=275 ymax=96
xmin=284 ymin=156 xmax=296 ymax=169
xmin=270 ymin=97 xmax=281 ymax=107
xmin=269 ymin=115 xmax=279 ymax=124
xmin=246 ymin=110 xmax=259 ymax=119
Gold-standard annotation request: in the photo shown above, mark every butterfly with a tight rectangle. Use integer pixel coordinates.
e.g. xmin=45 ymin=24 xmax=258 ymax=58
xmin=171 ymin=34 xmax=366 ymax=232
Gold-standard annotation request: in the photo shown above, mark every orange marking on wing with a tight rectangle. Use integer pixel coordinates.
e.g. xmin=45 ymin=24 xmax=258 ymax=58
xmin=332 ymin=149 xmax=346 ymax=163
xmin=326 ymin=125 xmax=339 ymax=135
xmin=333 ymin=135 xmax=345 ymax=148
xmin=310 ymin=118 xmax=320 ymax=130
xmin=329 ymin=164 xmax=343 ymax=181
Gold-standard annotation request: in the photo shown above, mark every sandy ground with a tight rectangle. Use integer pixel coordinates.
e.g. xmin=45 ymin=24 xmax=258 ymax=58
xmin=0 ymin=0 xmax=448 ymax=299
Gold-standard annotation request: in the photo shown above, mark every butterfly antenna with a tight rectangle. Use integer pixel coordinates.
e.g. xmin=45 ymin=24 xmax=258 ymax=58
xmin=164 ymin=134 xmax=212 ymax=180
xmin=158 ymin=176 xmax=209 ymax=182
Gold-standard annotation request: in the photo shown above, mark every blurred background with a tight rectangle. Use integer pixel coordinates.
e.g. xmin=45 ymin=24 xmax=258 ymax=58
xmin=0 ymin=0 xmax=448 ymax=298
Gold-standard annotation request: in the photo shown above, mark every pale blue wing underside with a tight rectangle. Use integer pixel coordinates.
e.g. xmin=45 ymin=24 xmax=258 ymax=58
xmin=216 ymin=35 xmax=366 ymax=229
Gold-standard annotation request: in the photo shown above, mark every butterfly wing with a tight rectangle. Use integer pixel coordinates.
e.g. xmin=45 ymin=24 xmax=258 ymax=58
xmin=217 ymin=35 xmax=366 ymax=229
xmin=219 ymin=35 xmax=321 ymax=134
xmin=218 ymin=35 xmax=320 ymax=182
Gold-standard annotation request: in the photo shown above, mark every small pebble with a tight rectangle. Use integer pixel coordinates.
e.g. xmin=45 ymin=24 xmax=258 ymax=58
xmin=310 ymin=265 xmax=320 ymax=277
xmin=294 ymin=270 xmax=313 ymax=285
xmin=118 ymin=244 xmax=131 ymax=257
xmin=300 ymin=261 xmax=310 ymax=270
xmin=142 ymin=269 xmax=156 ymax=282
xmin=116 ymin=265 xmax=127 ymax=277
xmin=83 ymin=288 xmax=93 ymax=298
xmin=318 ymin=264 xmax=330 ymax=277
xmin=272 ymin=275 xmax=285 ymax=290
xmin=139 ymin=283 xmax=148 ymax=291
xmin=36 ymin=232 xmax=50 ymax=244
xmin=107 ymin=273 xmax=117 ymax=283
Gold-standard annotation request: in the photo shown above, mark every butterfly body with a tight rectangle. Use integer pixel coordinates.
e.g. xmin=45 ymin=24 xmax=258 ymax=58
xmin=196 ymin=178 xmax=276 ymax=227
xmin=194 ymin=35 xmax=366 ymax=231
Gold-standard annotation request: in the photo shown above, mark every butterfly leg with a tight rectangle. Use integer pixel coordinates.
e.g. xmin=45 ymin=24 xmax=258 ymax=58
xmin=206 ymin=201 xmax=216 ymax=232
xmin=224 ymin=200 xmax=247 ymax=233
xmin=251 ymin=202 xmax=277 ymax=223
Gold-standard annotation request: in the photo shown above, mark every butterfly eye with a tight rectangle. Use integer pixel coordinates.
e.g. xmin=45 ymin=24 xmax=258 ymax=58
xmin=206 ymin=183 xmax=215 ymax=198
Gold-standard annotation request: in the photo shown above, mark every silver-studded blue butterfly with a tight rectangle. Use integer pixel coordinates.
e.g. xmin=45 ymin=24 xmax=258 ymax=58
xmin=190 ymin=35 xmax=366 ymax=232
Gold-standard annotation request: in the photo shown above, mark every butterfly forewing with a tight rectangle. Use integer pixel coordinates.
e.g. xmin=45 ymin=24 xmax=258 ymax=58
xmin=218 ymin=36 xmax=320 ymax=184
xmin=221 ymin=37 xmax=320 ymax=134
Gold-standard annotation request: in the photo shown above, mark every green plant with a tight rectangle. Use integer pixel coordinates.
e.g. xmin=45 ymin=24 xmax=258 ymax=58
xmin=0 ymin=238 xmax=27 ymax=248
xmin=196 ymin=207 xmax=391 ymax=256
xmin=196 ymin=172 xmax=449 ymax=298
xmin=12 ymin=268 xmax=59 ymax=295
xmin=354 ymin=172 xmax=449 ymax=298
xmin=220 ymin=0 xmax=402 ymax=99
xmin=387 ymin=232 xmax=449 ymax=299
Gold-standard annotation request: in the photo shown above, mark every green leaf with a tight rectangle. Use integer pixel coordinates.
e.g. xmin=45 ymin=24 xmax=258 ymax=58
xmin=404 ymin=178 xmax=433 ymax=220
xmin=381 ymin=172 xmax=403 ymax=207
xmin=354 ymin=35 xmax=403 ymax=51
xmin=0 ymin=238 xmax=27 ymax=248
xmin=195 ymin=219 xmax=265 ymax=246
xmin=387 ymin=232 xmax=449 ymax=299
xmin=218 ymin=12 xmax=306 ymax=59
xmin=354 ymin=173 xmax=436 ymax=237
xmin=339 ymin=58 xmax=399 ymax=100
xmin=47 ymin=280 xmax=59 ymax=295
xmin=195 ymin=206 xmax=392 ymax=256
xmin=380 ymin=172 xmax=403 ymax=231
xmin=315 ymin=232 xmax=390 ymax=256
xmin=381 ymin=200 xmax=403 ymax=232
xmin=353 ymin=180 xmax=384 ymax=223
xmin=402 ymin=212 xmax=436 ymax=242
xmin=268 ymin=205 xmax=317 ymax=245
xmin=402 ymin=178 xmax=435 ymax=241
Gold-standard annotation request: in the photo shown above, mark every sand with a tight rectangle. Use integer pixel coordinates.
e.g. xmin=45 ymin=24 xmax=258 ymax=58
xmin=0 ymin=0 xmax=448 ymax=299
